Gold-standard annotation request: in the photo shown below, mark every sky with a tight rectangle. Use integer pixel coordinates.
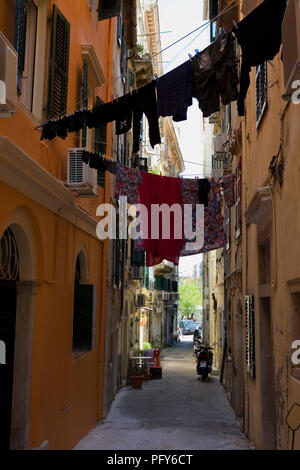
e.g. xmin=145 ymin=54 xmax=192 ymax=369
xmin=157 ymin=0 xmax=211 ymax=278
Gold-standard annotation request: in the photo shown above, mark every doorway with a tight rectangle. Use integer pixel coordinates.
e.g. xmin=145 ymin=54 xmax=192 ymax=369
xmin=0 ymin=282 xmax=17 ymax=449
xmin=259 ymin=297 xmax=277 ymax=449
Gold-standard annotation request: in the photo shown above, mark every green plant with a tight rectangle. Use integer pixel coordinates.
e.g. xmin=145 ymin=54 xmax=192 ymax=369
xmin=178 ymin=278 xmax=202 ymax=318
xmin=136 ymin=43 xmax=144 ymax=55
xmin=143 ymin=342 xmax=152 ymax=350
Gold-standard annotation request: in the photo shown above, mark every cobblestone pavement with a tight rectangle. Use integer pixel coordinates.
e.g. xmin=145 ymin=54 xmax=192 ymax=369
xmin=74 ymin=337 xmax=254 ymax=450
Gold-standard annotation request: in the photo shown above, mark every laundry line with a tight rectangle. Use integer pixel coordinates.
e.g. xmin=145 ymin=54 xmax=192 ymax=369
xmin=34 ymin=0 xmax=240 ymax=127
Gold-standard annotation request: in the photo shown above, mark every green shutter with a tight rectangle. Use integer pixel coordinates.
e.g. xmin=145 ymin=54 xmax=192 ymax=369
xmin=245 ymin=295 xmax=256 ymax=379
xmin=47 ymin=5 xmax=70 ymax=119
xmin=15 ymin=0 xmax=28 ymax=93
xmin=98 ymin=0 xmax=121 ymax=21
xmin=95 ymin=97 xmax=107 ymax=187
xmin=81 ymin=59 xmax=88 ymax=148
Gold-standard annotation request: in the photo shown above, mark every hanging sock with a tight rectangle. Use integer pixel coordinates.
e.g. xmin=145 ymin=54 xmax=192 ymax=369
xmin=191 ymin=32 xmax=239 ymax=118
xmin=115 ymin=93 xmax=133 ymax=135
xmin=233 ymin=0 xmax=287 ymax=116
xmin=132 ymin=81 xmax=161 ymax=153
xmin=157 ymin=60 xmax=194 ymax=122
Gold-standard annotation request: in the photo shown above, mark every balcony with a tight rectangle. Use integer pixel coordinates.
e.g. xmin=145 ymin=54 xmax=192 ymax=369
xmin=154 ymin=260 xmax=174 ymax=274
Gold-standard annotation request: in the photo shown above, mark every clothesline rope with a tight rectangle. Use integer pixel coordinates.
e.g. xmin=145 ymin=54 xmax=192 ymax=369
xmin=35 ymin=0 xmax=240 ymax=128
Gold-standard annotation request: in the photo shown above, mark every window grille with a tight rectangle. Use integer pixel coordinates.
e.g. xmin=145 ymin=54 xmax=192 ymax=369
xmin=256 ymin=62 xmax=268 ymax=127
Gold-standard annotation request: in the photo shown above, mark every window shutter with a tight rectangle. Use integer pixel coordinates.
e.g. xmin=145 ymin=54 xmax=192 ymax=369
xmin=15 ymin=0 xmax=28 ymax=93
xmin=121 ymin=35 xmax=127 ymax=83
xmin=131 ymin=239 xmax=145 ymax=267
xmin=245 ymin=295 xmax=256 ymax=379
xmin=256 ymin=62 xmax=268 ymax=125
xmin=95 ymin=96 xmax=107 ymax=187
xmin=117 ymin=10 xmax=122 ymax=46
xmin=47 ymin=5 xmax=70 ymax=119
xmin=98 ymin=0 xmax=121 ymax=21
xmin=76 ymin=285 xmax=94 ymax=351
xmin=82 ymin=59 xmax=88 ymax=148
xmin=114 ymin=215 xmax=120 ymax=287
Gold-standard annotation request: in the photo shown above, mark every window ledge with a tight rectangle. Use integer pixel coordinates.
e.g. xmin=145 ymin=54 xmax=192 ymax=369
xmin=81 ymin=44 xmax=106 ymax=87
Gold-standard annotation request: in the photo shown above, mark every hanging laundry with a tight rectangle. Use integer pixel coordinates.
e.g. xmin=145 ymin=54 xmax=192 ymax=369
xmin=115 ymin=93 xmax=133 ymax=135
xmin=198 ymin=178 xmax=211 ymax=207
xmin=67 ymin=110 xmax=86 ymax=133
xmin=233 ymin=0 xmax=287 ymax=116
xmin=88 ymin=153 xmax=107 ymax=171
xmin=87 ymin=101 xmax=116 ymax=128
xmin=157 ymin=60 xmax=194 ymax=122
xmin=221 ymin=174 xmax=236 ymax=208
xmin=132 ymin=81 xmax=161 ymax=153
xmin=40 ymin=120 xmax=57 ymax=141
xmin=191 ymin=32 xmax=239 ymax=118
xmin=114 ymin=164 xmax=142 ymax=205
xmin=138 ymin=172 xmax=184 ymax=266
xmin=180 ymin=177 xmax=226 ymax=257
xmin=106 ymin=160 xmax=117 ymax=175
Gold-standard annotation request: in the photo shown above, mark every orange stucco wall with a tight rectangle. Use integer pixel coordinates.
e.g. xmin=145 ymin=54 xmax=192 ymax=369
xmin=0 ymin=0 xmax=119 ymax=449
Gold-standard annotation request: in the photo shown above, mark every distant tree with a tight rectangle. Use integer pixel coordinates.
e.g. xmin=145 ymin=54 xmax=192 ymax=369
xmin=178 ymin=278 xmax=202 ymax=318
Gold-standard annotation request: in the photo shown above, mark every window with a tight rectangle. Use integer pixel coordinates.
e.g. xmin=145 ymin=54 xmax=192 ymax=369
xmin=224 ymin=205 xmax=231 ymax=251
xmin=235 ymin=158 xmax=242 ymax=238
xmin=117 ymin=9 xmax=122 ymax=47
xmin=15 ymin=0 xmax=38 ymax=111
xmin=113 ymin=215 xmax=123 ymax=288
xmin=209 ymin=0 xmax=218 ymax=42
xmin=47 ymin=5 xmax=70 ymax=119
xmin=290 ymin=293 xmax=300 ymax=381
xmin=245 ymin=294 xmax=256 ymax=378
xmin=256 ymin=62 xmax=268 ymax=127
xmin=72 ymin=254 xmax=95 ymax=353
xmin=131 ymin=238 xmax=145 ymax=267
xmin=98 ymin=0 xmax=121 ymax=21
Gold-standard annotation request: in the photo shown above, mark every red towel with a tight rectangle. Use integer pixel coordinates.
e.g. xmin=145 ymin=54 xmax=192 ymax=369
xmin=138 ymin=172 xmax=184 ymax=266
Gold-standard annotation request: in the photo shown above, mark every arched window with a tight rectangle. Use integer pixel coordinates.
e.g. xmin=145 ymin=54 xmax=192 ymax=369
xmin=72 ymin=251 xmax=95 ymax=353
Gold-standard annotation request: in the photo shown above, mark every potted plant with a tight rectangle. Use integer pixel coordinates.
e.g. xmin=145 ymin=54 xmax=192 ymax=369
xmin=129 ymin=357 xmax=144 ymax=389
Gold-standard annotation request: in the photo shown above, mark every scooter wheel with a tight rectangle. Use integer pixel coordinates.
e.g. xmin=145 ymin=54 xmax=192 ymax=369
xmin=202 ymin=374 xmax=207 ymax=382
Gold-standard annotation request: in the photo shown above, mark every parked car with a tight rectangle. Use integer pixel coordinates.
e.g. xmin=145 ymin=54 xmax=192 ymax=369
xmin=182 ymin=321 xmax=198 ymax=335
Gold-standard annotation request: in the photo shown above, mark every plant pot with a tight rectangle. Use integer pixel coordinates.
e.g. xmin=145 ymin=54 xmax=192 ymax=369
xmin=130 ymin=375 xmax=144 ymax=389
xmin=143 ymin=373 xmax=152 ymax=380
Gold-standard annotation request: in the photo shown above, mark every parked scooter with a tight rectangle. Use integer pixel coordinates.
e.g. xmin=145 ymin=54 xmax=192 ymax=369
xmin=193 ymin=336 xmax=203 ymax=357
xmin=196 ymin=344 xmax=214 ymax=381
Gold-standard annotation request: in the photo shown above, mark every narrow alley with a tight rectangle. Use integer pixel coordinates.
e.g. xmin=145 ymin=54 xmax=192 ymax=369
xmin=74 ymin=337 xmax=252 ymax=451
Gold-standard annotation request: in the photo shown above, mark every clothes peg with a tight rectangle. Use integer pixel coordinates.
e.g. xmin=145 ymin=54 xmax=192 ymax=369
xmin=155 ymin=74 xmax=158 ymax=85
xmin=224 ymin=26 xmax=229 ymax=33
xmin=232 ymin=20 xmax=238 ymax=29
xmin=195 ymin=49 xmax=200 ymax=55
xmin=188 ymin=53 xmax=193 ymax=61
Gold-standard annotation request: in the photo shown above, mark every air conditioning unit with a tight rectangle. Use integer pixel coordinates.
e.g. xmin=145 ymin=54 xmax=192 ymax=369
xmin=66 ymin=148 xmax=97 ymax=196
xmin=130 ymin=266 xmax=143 ymax=280
xmin=282 ymin=0 xmax=300 ymax=100
xmin=136 ymin=294 xmax=146 ymax=307
xmin=0 ymin=31 xmax=17 ymax=117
